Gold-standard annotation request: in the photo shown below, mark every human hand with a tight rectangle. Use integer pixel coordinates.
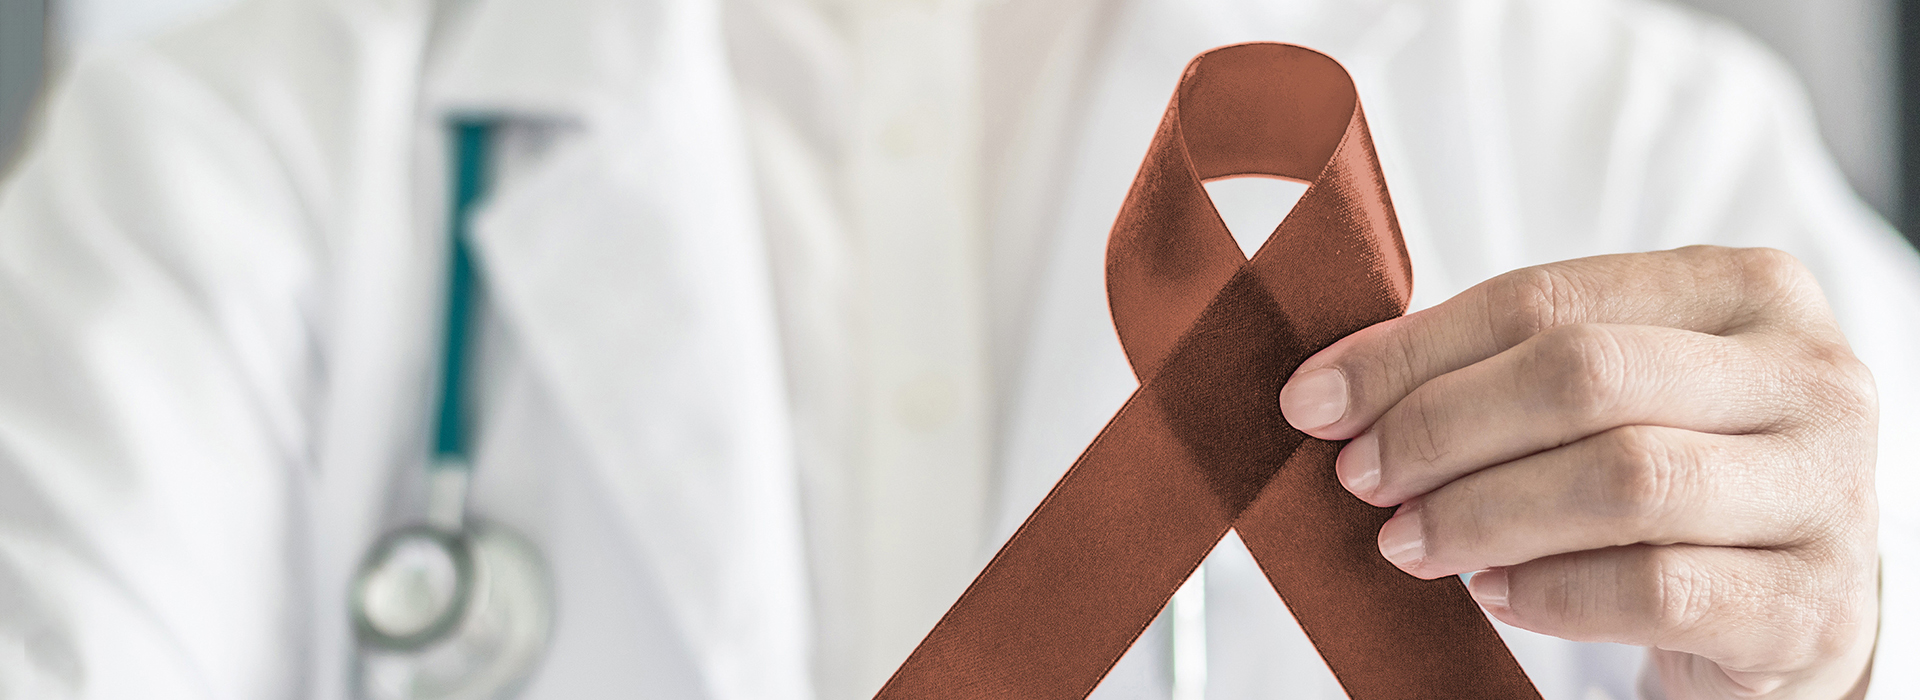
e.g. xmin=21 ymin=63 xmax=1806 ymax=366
xmin=1278 ymin=247 xmax=1878 ymax=699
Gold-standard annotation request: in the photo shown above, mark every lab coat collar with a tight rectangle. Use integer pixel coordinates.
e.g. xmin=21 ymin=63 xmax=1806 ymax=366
xmin=420 ymin=0 xmax=658 ymax=120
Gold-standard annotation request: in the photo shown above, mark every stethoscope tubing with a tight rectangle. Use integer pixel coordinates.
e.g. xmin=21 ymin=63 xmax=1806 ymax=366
xmin=350 ymin=118 xmax=552 ymax=700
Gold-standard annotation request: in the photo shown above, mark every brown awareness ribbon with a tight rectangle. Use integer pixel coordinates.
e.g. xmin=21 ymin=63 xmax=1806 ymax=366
xmin=874 ymin=43 xmax=1541 ymax=700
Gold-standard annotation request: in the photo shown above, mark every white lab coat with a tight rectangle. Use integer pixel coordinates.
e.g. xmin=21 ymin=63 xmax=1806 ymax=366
xmin=0 ymin=0 xmax=1916 ymax=699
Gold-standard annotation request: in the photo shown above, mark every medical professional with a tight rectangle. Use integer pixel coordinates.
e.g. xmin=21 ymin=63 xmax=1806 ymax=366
xmin=0 ymin=0 xmax=1914 ymax=697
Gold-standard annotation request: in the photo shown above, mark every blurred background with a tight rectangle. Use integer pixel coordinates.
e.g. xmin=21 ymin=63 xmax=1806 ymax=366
xmin=0 ymin=0 xmax=1915 ymax=245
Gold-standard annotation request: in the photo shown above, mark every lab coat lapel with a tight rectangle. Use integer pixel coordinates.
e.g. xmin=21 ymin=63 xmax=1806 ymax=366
xmin=424 ymin=1 xmax=814 ymax=699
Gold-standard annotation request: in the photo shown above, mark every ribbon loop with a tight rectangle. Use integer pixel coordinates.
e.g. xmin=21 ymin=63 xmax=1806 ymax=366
xmin=877 ymin=43 xmax=1538 ymax=700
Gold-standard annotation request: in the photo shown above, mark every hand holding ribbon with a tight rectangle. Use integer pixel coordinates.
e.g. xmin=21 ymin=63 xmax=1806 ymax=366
xmin=875 ymin=43 xmax=1541 ymax=700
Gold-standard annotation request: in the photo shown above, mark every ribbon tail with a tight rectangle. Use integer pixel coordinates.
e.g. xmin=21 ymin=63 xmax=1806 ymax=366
xmin=1234 ymin=439 xmax=1542 ymax=700
xmin=874 ymin=388 xmax=1239 ymax=700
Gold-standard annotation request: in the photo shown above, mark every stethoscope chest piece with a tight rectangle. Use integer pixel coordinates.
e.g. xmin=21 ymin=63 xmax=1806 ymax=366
xmin=354 ymin=519 xmax=552 ymax=700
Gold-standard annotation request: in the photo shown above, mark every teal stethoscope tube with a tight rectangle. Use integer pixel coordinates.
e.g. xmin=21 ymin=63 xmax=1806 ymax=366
xmin=437 ymin=119 xmax=489 ymax=463
xmin=350 ymin=118 xmax=552 ymax=700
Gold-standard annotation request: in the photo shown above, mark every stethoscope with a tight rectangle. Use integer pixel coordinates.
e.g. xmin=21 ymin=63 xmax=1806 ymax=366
xmin=349 ymin=119 xmax=554 ymax=700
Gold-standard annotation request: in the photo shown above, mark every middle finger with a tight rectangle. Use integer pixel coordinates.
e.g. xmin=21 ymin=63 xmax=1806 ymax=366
xmin=1341 ymin=322 xmax=1794 ymax=507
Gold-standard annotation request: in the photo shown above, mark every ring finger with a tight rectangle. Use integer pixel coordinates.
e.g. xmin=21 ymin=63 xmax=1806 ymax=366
xmin=1375 ymin=425 xmax=1816 ymax=579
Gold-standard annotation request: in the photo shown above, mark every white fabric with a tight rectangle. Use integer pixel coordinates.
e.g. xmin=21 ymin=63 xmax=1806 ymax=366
xmin=0 ymin=0 xmax=1915 ymax=699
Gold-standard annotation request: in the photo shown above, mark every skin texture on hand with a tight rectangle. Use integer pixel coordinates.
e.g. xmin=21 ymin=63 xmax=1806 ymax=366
xmin=1278 ymin=247 xmax=1879 ymax=700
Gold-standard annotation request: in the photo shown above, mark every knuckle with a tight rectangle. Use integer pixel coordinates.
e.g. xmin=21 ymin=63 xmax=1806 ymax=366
xmin=1530 ymin=324 xmax=1628 ymax=424
xmin=1646 ymin=550 xmax=1716 ymax=639
xmin=1803 ymin=557 xmax=1878 ymax=662
xmin=1745 ymin=555 xmax=1853 ymax=669
xmin=1366 ymin=321 xmax=1431 ymax=405
xmin=1391 ymin=388 xmax=1453 ymax=465
xmin=1803 ymin=342 xmax=1878 ymax=423
xmin=1488 ymin=266 xmax=1572 ymax=347
xmin=1729 ymin=247 xmax=1819 ymax=308
xmin=1732 ymin=247 xmax=1811 ymax=290
xmin=1795 ymin=580 xmax=1867 ymax=667
xmin=1416 ymin=494 xmax=1485 ymax=568
xmin=1528 ymin=560 xmax=1587 ymax=625
xmin=1597 ymin=427 xmax=1682 ymax=530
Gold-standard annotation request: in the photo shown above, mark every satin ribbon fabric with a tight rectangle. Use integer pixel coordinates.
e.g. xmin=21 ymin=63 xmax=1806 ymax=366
xmin=875 ymin=43 xmax=1541 ymax=700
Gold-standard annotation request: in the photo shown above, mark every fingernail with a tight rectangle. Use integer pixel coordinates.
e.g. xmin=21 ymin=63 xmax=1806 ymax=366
xmin=1378 ymin=506 xmax=1426 ymax=571
xmin=1280 ymin=367 xmax=1347 ymax=431
xmin=1469 ymin=568 xmax=1509 ymax=612
xmin=1337 ymin=431 xmax=1381 ymax=497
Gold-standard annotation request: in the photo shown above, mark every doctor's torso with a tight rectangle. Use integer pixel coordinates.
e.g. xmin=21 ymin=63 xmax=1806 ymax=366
xmin=2 ymin=0 xmax=1916 ymax=699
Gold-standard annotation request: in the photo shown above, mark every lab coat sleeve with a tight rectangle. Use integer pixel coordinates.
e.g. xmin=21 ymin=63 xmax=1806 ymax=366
xmin=1591 ymin=4 xmax=1920 ymax=695
xmin=0 ymin=43 xmax=320 ymax=699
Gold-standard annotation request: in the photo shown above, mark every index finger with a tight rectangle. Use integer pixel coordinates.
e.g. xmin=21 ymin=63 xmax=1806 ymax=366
xmin=1277 ymin=246 xmax=1831 ymax=440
